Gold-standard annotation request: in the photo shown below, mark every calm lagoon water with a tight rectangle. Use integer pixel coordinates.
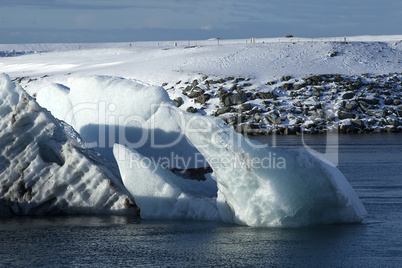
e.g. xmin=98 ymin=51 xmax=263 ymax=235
xmin=1 ymin=134 xmax=401 ymax=267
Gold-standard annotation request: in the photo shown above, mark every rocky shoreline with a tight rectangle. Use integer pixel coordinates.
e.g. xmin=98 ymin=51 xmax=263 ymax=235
xmin=164 ymin=72 xmax=402 ymax=135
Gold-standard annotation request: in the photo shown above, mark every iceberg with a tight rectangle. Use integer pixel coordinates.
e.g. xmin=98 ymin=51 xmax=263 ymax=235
xmin=172 ymin=110 xmax=367 ymax=227
xmin=111 ymin=99 xmax=366 ymax=226
xmin=0 ymin=74 xmax=138 ymax=216
xmin=36 ymin=76 xmax=206 ymax=170
xmin=25 ymin=74 xmax=367 ymax=226
xmin=113 ymin=144 xmax=220 ymax=221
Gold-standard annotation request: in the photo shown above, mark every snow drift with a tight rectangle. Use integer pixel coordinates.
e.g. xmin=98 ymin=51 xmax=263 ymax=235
xmin=0 ymin=74 xmax=137 ymax=216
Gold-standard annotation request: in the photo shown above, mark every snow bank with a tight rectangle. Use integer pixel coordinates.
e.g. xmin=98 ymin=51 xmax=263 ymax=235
xmin=0 ymin=74 xmax=137 ymax=216
xmin=173 ymin=110 xmax=367 ymax=227
xmin=36 ymin=76 xmax=206 ymax=169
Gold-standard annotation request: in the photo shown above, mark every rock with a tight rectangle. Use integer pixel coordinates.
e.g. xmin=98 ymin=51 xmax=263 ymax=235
xmin=214 ymin=106 xmax=232 ymax=116
xmin=351 ymin=119 xmax=365 ymax=129
xmin=358 ymin=102 xmax=368 ymax=113
xmin=395 ymin=110 xmax=402 ymax=117
xmin=325 ymin=112 xmax=336 ymax=121
xmin=362 ymin=97 xmax=379 ymax=105
xmin=283 ymin=126 xmax=297 ymax=135
xmin=386 ymin=116 xmax=399 ymax=126
xmin=223 ymin=92 xmax=248 ymax=106
xmin=186 ymin=106 xmax=197 ymax=113
xmin=342 ymin=92 xmax=355 ymax=99
xmin=186 ymin=87 xmax=205 ymax=98
xmin=235 ymin=123 xmax=260 ymax=134
xmin=281 ymin=83 xmax=293 ymax=91
xmin=257 ymin=92 xmax=279 ymax=99
xmin=313 ymin=87 xmax=321 ymax=97
xmin=280 ymin=76 xmax=292 ymax=82
xmin=162 ymin=82 xmax=168 ymax=87
xmin=384 ymin=97 xmax=394 ymax=105
xmin=345 ymin=101 xmax=358 ymax=110
xmin=329 ymin=51 xmax=338 ymax=57
xmin=333 ymin=74 xmax=343 ymax=82
xmin=267 ymin=114 xmax=282 ymax=124
xmin=338 ymin=110 xmax=355 ymax=120
xmin=173 ymin=97 xmax=183 ymax=107
xmin=238 ymin=103 xmax=252 ymax=111
xmin=309 ymin=75 xmax=323 ymax=83
xmin=367 ymin=118 xmax=377 ymax=125
xmin=192 ymin=80 xmax=199 ymax=86
xmin=196 ymin=93 xmax=211 ymax=104
xmin=292 ymin=84 xmax=302 ymax=90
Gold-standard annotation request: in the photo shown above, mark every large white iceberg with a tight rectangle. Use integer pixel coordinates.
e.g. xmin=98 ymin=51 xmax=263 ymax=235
xmin=0 ymin=74 xmax=138 ymax=216
xmin=36 ymin=76 xmax=205 ymax=169
xmin=35 ymin=75 xmax=367 ymax=227
xmin=173 ymin=111 xmax=368 ymax=227
xmin=112 ymin=104 xmax=367 ymax=227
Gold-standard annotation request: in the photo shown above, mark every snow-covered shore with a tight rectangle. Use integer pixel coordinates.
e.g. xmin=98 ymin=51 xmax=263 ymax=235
xmin=2 ymin=36 xmax=401 ymax=135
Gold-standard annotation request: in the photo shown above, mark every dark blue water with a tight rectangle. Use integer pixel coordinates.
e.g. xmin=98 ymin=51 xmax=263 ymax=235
xmin=1 ymin=134 xmax=401 ymax=267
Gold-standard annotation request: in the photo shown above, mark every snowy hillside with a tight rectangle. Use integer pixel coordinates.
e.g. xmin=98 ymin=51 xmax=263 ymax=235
xmin=1 ymin=36 xmax=402 ymax=134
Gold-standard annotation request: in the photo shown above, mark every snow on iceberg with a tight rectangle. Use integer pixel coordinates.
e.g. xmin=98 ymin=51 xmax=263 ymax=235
xmin=0 ymin=74 xmax=138 ymax=216
xmin=36 ymin=76 xmax=206 ymax=169
xmin=172 ymin=110 xmax=367 ymax=227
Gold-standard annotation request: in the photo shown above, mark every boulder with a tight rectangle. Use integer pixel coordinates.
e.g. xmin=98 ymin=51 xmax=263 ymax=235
xmin=387 ymin=116 xmax=399 ymax=126
xmin=196 ymin=93 xmax=211 ymax=104
xmin=223 ymin=92 xmax=248 ymax=106
xmin=281 ymin=83 xmax=293 ymax=91
xmin=280 ymin=76 xmax=292 ymax=82
xmin=257 ymin=92 xmax=279 ymax=99
xmin=342 ymin=92 xmax=355 ymax=99
xmin=186 ymin=106 xmax=197 ymax=113
xmin=238 ymin=103 xmax=252 ymax=111
xmin=235 ymin=123 xmax=260 ymax=134
xmin=338 ymin=110 xmax=355 ymax=120
xmin=362 ymin=97 xmax=379 ymax=105
xmin=267 ymin=114 xmax=282 ymax=124
xmin=384 ymin=97 xmax=394 ymax=105
xmin=345 ymin=101 xmax=358 ymax=110
xmin=214 ymin=106 xmax=232 ymax=116
xmin=173 ymin=97 xmax=183 ymax=107
xmin=186 ymin=87 xmax=205 ymax=98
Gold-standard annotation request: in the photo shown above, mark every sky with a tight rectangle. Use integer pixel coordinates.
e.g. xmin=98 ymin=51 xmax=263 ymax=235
xmin=0 ymin=0 xmax=401 ymax=44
